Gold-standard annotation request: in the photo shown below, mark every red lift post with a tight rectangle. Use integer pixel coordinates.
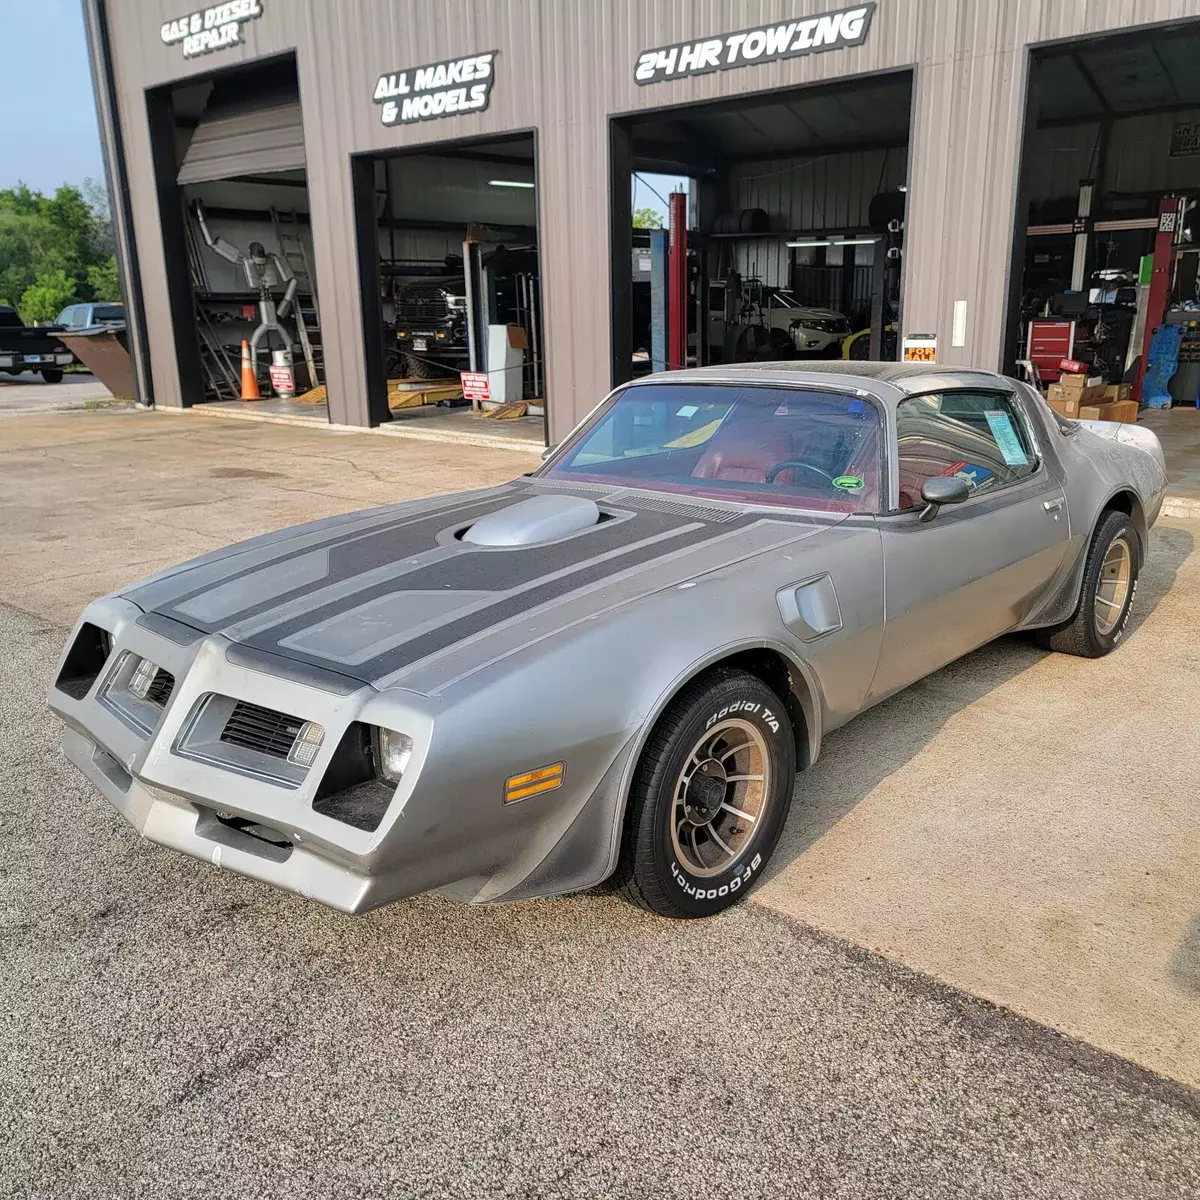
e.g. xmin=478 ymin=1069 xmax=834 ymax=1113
xmin=1134 ymin=196 xmax=1182 ymax=401
xmin=667 ymin=191 xmax=688 ymax=370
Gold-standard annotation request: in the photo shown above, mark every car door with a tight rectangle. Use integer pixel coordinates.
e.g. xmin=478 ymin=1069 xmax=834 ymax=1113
xmin=867 ymin=386 xmax=1069 ymax=703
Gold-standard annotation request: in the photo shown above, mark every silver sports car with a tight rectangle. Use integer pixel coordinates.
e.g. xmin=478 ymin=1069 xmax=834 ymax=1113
xmin=49 ymin=363 xmax=1166 ymax=918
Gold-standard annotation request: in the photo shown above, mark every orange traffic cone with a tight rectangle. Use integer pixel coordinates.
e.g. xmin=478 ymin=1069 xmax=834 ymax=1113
xmin=240 ymin=340 xmax=260 ymax=400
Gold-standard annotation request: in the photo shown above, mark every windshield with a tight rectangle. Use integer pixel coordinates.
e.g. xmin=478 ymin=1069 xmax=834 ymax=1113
xmin=541 ymin=383 xmax=882 ymax=513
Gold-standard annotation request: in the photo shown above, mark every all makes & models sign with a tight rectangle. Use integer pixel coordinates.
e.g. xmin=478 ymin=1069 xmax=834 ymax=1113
xmin=161 ymin=0 xmax=263 ymax=59
xmin=373 ymin=53 xmax=497 ymax=126
xmin=634 ymin=4 xmax=875 ymax=85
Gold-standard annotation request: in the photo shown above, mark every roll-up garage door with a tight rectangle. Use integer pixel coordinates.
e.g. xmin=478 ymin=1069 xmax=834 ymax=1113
xmin=177 ymin=95 xmax=305 ymax=184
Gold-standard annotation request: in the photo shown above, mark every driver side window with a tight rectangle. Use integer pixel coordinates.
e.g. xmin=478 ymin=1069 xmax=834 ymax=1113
xmin=895 ymin=390 xmax=1037 ymax=510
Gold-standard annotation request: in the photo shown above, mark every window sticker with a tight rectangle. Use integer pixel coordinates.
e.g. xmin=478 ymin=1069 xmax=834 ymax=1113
xmin=847 ymin=398 xmax=865 ymax=414
xmin=675 ymin=405 xmax=699 ymax=418
xmin=832 ymin=474 xmax=865 ymax=492
xmin=984 ymin=410 xmax=1030 ymax=467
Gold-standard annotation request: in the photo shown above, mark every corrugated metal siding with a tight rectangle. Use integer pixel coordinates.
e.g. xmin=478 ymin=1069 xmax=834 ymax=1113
xmin=725 ymin=146 xmax=906 ymax=286
xmin=104 ymin=0 xmax=1200 ymax=433
xmin=1028 ymin=110 xmax=1200 ymax=201
xmin=177 ymin=102 xmax=306 ymax=184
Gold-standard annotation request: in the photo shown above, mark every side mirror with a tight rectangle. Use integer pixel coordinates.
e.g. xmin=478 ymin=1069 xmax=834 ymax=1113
xmin=541 ymin=444 xmax=557 ymax=461
xmin=918 ymin=475 xmax=970 ymax=523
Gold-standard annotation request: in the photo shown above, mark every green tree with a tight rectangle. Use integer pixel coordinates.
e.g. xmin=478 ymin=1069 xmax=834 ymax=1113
xmin=19 ymin=269 xmax=77 ymax=324
xmin=633 ymin=206 xmax=664 ymax=229
xmin=86 ymin=255 xmax=122 ymax=302
xmin=0 ymin=180 xmax=117 ymax=316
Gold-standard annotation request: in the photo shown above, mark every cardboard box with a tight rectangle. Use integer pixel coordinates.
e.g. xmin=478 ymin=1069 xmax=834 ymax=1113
xmin=1059 ymin=357 xmax=1089 ymax=374
xmin=1048 ymin=380 xmax=1106 ymax=406
xmin=1059 ymin=371 xmax=1090 ymax=389
xmin=1101 ymin=383 xmax=1132 ymax=403
xmin=1078 ymin=404 xmax=1106 ymax=420
xmin=1048 ymin=394 xmax=1079 ymax=418
xmin=1100 ymin=399 xmax=1139 ymax=424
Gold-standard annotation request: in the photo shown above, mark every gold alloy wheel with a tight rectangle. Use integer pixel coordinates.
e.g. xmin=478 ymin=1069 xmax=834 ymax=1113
xmin=1094 ymin=535 xmax=1132 ymax=637
xmin=670 ymin=717 xmax=771 ymax=878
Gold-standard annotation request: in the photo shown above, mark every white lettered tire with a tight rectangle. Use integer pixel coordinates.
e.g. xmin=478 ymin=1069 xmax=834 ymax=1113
xmin=614 ymin=668 xmax=796 ymax=918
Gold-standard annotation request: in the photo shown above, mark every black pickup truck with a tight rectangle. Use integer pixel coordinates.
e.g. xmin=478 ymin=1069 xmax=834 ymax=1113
xmin=392 ymin=277 xmax=470 ymax=378
xmin=0 ymin=305 xmax=74 ymax=383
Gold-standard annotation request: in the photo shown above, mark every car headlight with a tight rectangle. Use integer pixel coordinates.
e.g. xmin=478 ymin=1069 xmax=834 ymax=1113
xmin=379 ymin=728 xmax=414 ymax=782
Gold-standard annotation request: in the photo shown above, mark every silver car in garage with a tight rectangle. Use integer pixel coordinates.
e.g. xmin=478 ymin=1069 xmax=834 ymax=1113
xmin=49 ymin=363 xmax=1166 ymax=918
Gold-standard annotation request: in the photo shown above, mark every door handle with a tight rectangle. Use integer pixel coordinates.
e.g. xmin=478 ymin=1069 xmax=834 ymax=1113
xmin=1043 ymin=498 xmax=1064 ymax=512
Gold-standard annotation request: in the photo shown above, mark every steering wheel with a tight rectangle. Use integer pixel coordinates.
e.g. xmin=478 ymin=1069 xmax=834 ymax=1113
xmin=764 ymin=460 xmax=835 ymax=486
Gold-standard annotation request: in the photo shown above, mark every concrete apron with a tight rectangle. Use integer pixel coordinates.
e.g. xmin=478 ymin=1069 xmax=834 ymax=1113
xmin=754 ymin=516 xmax=1200 ymax=1088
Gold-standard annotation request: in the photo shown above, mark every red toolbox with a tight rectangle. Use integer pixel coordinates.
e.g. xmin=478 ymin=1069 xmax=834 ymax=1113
xmin=1026 ymin=320 xmax=1075 ymax=384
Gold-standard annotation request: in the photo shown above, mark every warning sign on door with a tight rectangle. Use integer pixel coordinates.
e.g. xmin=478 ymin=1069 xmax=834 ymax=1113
xmin=460 ymin=371 xmax=490 ymax=403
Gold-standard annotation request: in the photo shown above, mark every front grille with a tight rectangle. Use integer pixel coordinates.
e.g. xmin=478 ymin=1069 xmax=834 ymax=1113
xmin=219 ymin=701 xmax=304 ymax=760
xmin=143 ymin=668 xmax=175 ymax=708
xmin=395 ymin=293 xmax=449 ymax=324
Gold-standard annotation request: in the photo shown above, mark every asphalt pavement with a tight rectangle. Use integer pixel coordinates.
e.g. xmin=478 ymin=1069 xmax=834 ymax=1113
xmin=0 ymin=371 xmax=116 ymax=416
xmin=3 ymin=599 xmax=1199 ymax=1199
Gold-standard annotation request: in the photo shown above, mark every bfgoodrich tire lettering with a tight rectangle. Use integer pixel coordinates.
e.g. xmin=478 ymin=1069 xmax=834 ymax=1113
xmin=614 ymin=668 xmax=796 ymax=918
xmin=1037 ymin=509 xmax=1139 ymax=659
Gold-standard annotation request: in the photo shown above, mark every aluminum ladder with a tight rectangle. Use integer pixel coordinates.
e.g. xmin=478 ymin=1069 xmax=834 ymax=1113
xmin=270 ymin=207 xmax=322 ymax=392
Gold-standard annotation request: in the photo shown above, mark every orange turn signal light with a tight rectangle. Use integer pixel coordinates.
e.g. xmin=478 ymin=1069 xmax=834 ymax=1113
xmin=504 ymin=762 xmax=565 ymax=804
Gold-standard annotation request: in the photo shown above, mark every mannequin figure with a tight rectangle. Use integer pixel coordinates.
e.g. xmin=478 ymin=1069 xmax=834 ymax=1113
xmin=194 ymin=200 xmax=297 ymax=375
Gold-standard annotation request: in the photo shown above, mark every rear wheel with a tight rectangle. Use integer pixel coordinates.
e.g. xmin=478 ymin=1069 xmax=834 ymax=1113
xmin=1037 ymin=509 xmax=1138 ymax=658
xmin=613 ymin=669 xmax=795 ymax=918
xmin=40 ymin=368 xmax=64 ymax=383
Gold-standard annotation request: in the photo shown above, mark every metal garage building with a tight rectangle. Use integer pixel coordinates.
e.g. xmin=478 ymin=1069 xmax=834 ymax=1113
xmin=84 ymin=0 xmax=1200 ymax=441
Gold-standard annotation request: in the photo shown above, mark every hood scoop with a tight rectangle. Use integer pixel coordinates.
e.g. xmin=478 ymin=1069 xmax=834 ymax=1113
xmin=461 ymin=494 xmax=602 ymax=547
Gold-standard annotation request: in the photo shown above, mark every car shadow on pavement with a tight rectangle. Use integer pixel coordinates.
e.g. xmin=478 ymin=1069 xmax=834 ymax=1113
xmin=762 ymin=521 xmax=1195 ymax=882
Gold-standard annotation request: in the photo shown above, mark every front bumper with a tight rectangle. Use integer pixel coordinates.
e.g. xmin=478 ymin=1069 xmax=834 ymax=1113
xmin=0 ymin=351 xmax=72 ymax=368
xmin=48 ymin=597 xmax=617 ymax=913
xmin=61 ymin=724 xmax=380 ymax=911
xmin=46 ymin=598 xmax=486 ymax=914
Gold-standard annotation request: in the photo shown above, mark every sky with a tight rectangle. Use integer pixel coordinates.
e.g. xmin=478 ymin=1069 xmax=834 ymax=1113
xmin=0 ymin=0 xmax=105 ymax=193
xmin=0 ymin=1 xmax=678 ymax=217
xmin=633 ymin=173 xmax=688 ymax=224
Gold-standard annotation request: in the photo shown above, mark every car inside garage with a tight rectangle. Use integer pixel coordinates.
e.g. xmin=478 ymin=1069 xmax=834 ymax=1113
xmin=353 ymin=132 xmax=546 ymax=443
xmin=610 ymin=71 xmax=912 ymax=386
xmin=149 ymin=55 xmax=327 ymax=419
xmin=1009 ymin=20 xmax=1200 ymax=416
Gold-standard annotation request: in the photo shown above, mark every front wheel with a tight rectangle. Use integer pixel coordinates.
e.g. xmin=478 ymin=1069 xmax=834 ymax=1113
xmin=1037 ymin=509 xmax=1139 ymax=657
xmin=614 ymin=669 xmax=795 ymax=918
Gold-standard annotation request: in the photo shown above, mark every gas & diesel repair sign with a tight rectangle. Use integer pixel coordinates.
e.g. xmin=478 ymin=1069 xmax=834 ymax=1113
xmin=635 ymin=4 xmax=874 ymax=85
xmin=161 ymin=1 xmax=263 ymax=59
xmin=374 ymin=54 xmax=497 ymax=126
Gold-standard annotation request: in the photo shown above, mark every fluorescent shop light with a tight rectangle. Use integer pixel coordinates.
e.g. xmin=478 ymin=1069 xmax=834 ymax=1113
xmin=489 ymin=179 xmax=535 ymax=188
xmin=786 ymin=239 xmax=832 ymax=247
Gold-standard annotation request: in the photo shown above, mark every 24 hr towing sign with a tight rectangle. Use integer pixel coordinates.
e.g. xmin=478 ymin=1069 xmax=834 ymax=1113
xmin=373 ymin=53 xmax=497 ymax=126
xmin=161 ymin=1 xmax=263 ymax=59
xmin=634 ymin=4 xmax=874 ymax=85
